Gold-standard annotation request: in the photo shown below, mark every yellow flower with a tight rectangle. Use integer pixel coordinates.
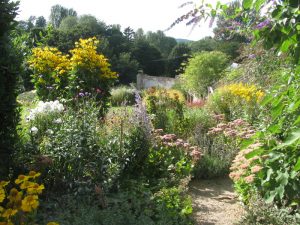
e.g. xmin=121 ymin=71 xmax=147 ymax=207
xmin=0 ymin=181 xmax=9 ymax=187
xmin=15 ymin=175 xmax=28 ymax=185
xmin=21 ymin=195 xmax=39 ymax=212
xmin=20 ymin=181 xmax=35 ymax=190
xmin=0 ymin=222 xmax=14 ymax=225
xmin=1 ymin=208 xmax=18 ymax=218
xmin=7 ymin=188 xmax=22 ymax=203
xmin=47 ymin=222 xmax=60 ymax=225
xmin=0 ymin=188 xmax=5 ymax=203
xmin=27 ymin=183 xmax=45 ymax=195
xmin=28 ymin=171 xmax=41 ymax=179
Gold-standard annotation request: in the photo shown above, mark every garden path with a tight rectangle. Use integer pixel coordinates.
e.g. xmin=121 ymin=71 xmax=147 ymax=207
xmin=189 ymin=177 xmax=244 ymax=225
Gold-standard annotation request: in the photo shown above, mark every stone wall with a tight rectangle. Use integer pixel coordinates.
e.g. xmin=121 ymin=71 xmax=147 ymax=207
xmin=136 ymin=70 xmax=176 ymax=90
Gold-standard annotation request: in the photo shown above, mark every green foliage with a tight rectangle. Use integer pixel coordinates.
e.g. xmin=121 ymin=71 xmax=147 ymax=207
xmin=49 ymin=4 xmax=77 ymax=29
xmin=193 ymin=154 xmax=230 ymax=179
xmin=132 ymin=40 xmax=165 ymax=76
xmin=143 ymin=88 xmax=186 ymax=135
xmin=110 ymin=86 xmax=136 ymax=106
xmin=207 ymin=83 xmax=264 ymax=123
xmin=0 ymin=0 xmax=21 ymax=178
xmin=181 ymin=51 xmax=229 ymax=97
xmin=167 ymin=43 xmax=191 ymax=76
xmin=239 ymin=196 xmax=300 ymax=225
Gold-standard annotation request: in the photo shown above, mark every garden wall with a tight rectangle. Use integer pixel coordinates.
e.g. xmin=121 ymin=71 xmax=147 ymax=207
xmin=136 ymin=70 xmax=177 ymax=90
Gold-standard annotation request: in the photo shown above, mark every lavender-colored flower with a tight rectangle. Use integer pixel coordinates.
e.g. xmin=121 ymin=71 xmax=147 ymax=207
xmin=248 ymin=54 xmax=256 ymax=59
xmin=78 ymin=92 xmax=85 ymax=97
xmin=256 ymin=19 xmax=271 ymax=29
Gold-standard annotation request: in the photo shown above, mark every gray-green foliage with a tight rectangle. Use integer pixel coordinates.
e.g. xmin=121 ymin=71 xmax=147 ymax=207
xmin=110 ymin=85 xmax=136 ymax=106
xmin=181 ymin=51 xmax=229 ymax=97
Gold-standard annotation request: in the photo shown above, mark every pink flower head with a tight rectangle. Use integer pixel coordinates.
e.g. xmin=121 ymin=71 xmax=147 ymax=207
xmin=251 ymin=165 xmax=262 ymax=173
xmin=244 ymin=174 xmax=255 ymax=183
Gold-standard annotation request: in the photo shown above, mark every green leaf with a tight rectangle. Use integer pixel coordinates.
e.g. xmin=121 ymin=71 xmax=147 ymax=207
xmin=278 ymin=128 xmax=300 ymax=147
xmin=293 ymin=115 xmax=300 ymax=125
xmin=245 ymin=148 xmax=264 ymax=159
xmin=254 ymin=0 xmax=266 ymax=11
xmin=265 ymin=190 xmax=276 ymax=203
xmin=275 ymin=185 xmax=285 ymax=200
xmin=275 ymin=171 xmax=289 ymax=186
xmin=294 ymin=157 xmax=300 ymax=171
xmin=243 ymin=0 xmax=253 ymax=9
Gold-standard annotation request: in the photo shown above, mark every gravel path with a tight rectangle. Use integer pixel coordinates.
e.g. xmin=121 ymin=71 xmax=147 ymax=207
xmin=189 ymin=177 xmax=244 ymax=225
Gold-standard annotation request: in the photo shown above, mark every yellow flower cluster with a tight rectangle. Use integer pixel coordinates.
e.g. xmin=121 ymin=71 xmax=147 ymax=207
xmin=0 ymin=171 xmax=58 ymax=225
xmin=70 ymin=37 xmax=117 ymax=79
xmin=146 ymin=87 xmax=185 ymax=103
xmin=219 ymin=83 xmax=264 ymax=102
xmin=29 ymin=47 xmax=70 ymax=79
xmin=29 ymin=37 xmax=116 ymax=81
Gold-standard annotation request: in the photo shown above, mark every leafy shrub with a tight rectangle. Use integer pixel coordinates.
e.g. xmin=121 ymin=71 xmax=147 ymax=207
xmin=239 ymin=196 xmax=300 ymax=225
xmin=110 ymin=86 xmax=135 ymax=106
xmin=29 ymin=37 xmax=117 ymax=107
xmin=0 ymin=0 xmax=22 ymax=178
xmin=180 ymin=51 xmax=229 ymax=97
xmin=193 ymin=117 xmax=255 ymax=179
xmin=143 ymin=87 xmax=186 ymax=135
xmin=207 ymin=83 xmax=264 ymax=122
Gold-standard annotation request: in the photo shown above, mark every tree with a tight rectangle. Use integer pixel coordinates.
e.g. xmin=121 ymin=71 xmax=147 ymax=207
xmin=59 ymin=16 xmax=78 ymax=32
xmin=49 ymin=4 xmax=77 ymax=29
xmin=189 ymin=37 xmax=218 ymax=53
xmin=167 ymin=43 xmax=191 ymax=76
xmin=35 ymin=16 xmax=46 ymax=28
xmin=181 ymin=51 xmax=229 ymax=97
xmin=0 ymin=0 xmax=21 ymax=177
xmin=113 ymin=52 xmax=139 ymax=84
xmin=146 ymin=30 xmax=177 ymax=58
xmin=132 ymin=40 xmax=165 ymax=76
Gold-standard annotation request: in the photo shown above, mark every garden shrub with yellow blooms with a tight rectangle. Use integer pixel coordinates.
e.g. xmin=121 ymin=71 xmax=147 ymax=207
xmin=207 ymin=83 xmax=264 ymax=122
xmin=29 ymin=37 xmax=117 ymax=106
xmin=0 ymin=171 xmax=58 ymax=225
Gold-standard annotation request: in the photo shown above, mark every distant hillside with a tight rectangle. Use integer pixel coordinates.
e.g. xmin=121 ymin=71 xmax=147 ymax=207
xmin=176 ymin=38 xmax=193 ymax=43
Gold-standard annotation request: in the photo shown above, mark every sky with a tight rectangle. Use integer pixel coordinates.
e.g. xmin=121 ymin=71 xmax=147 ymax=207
xmin=16 ymin=0 xmax=226 ymax=41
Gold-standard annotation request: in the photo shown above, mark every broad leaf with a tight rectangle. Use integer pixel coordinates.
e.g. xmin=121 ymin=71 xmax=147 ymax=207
xmin=294 ymin=157 xmax=300 ymax=171
xmin=278 ymin=128 xmax=300 ymax=147
xmin=243 ymin=0 xmax=253 ymax=9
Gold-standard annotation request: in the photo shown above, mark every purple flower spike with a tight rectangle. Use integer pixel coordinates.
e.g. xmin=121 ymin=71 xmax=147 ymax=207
xmin=256 ymin=19 xmax=271 ymax=29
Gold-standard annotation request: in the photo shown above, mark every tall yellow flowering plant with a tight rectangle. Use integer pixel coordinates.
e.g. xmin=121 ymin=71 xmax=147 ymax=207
xmin=0 ymin=171 xmax=58 ymax=225
xmin=207 ymin=83 xmax=264 ymax=122
xmin=29 ymin=37 xmax=117 ymax=104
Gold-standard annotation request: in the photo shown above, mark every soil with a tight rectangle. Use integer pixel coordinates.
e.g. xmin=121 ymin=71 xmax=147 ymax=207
xmin=189 ymin=177 xmax=245 ymax=225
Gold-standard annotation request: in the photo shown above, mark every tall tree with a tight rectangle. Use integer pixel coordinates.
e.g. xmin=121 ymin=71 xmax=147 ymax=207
xmin=132 ymin=40 xmax=165 ymax=76
xmin=49 ymin=4 xmax=77 ymax=28
xmin=35 ymin=16 xmax=46 ymax=28
xmin=0 ymin=0 xmax=21 ymax=177
xmin=167 ymin=43 xmax=191 ymax=76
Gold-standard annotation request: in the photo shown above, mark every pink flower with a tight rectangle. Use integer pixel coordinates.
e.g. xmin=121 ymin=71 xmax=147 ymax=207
xmin=244 ymin=174 xmax=255 ymax=183
xmin=251 ymin=165 xmax=262 ymax=173
xmin=240 ymin=163 xmax=249 ymax=169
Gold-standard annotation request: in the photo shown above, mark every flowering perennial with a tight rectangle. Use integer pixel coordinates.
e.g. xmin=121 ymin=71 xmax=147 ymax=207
xmin=26 ymin=100 xmax=64 ymax=122
xmin=0 ymin=171 xmax=58 ymax=225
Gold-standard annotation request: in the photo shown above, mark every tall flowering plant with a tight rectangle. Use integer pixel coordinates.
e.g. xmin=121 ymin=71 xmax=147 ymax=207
xmin=29 ymin=37 xmax=117 ymax=105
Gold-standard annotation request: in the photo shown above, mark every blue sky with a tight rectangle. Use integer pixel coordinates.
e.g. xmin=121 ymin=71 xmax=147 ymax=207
xmin=17 ymin=0 xmax=228 ymax=41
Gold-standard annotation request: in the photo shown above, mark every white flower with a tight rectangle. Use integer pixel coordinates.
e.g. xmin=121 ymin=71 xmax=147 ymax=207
xmin=46 ymin=129 xmax=54 ymax=135
xmin=30 ymin=126 xmax=38 ymax=134
xmin=53 ymin=118 xmax=62 ymax=124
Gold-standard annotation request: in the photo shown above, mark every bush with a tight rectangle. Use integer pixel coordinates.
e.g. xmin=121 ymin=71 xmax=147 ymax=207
xmin=110 ymin=85 xmax=135 ymax=106
xmin=29 ymin=37 xmax=117 ymax=109
xmin=239 ymin=196 xmax=300 ymax=225
xmin=207 ymin=83 xmax=264 ymax=122
xmin=143 ymin=87 xmax=186 ymax=135
xmin=180 ymin=51 xmax=229 ymax=97
xmin=0 ymin=0 xmax=22 ymax=178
